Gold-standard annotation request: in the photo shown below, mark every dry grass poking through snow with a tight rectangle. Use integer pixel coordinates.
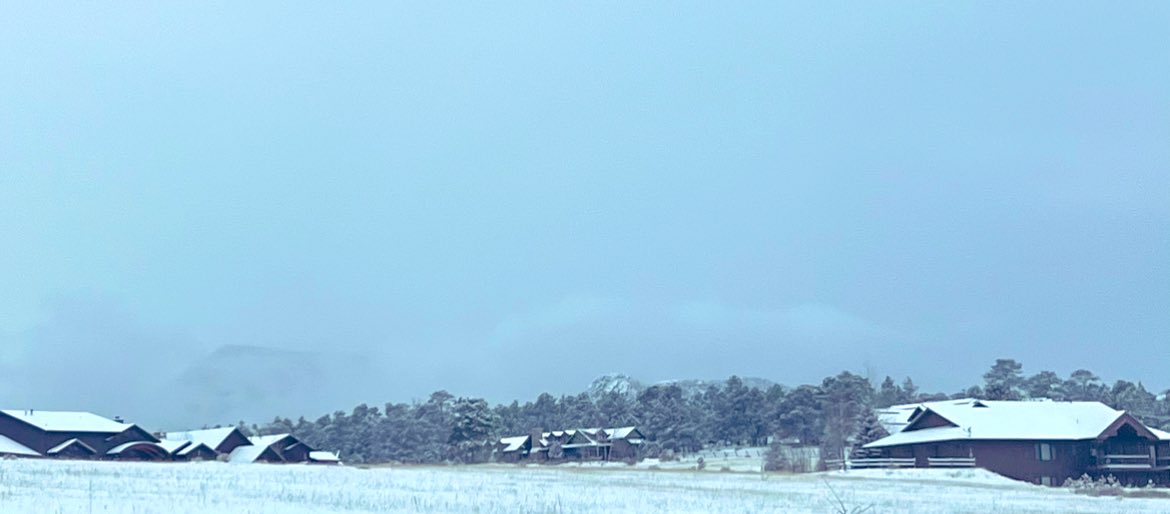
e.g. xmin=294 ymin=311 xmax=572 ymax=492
xmin=0 ymin=459 xmax=1168 ymax=513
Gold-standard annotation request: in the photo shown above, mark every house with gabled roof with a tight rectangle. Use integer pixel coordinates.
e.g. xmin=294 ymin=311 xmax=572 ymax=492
xmin=861 ymin=399 xmax=1170 ymax=486
xmin=228 ymin=434 xmax=314 ymax=464
xmin=496 ymin=426 xmax=645 ymax=463
xmin=157 ymin=439 xmax=219 ymax=461
xmin=162 ymin=426 xmax=253 ymax=457
xmin=605 ymin=426 xmax=645 ymax=460
xmin=0 ymin=434 xmax=39 ymax=458
xmin=0 ymin=409 xmax=165 ymax=460
xmin=496 ymin=435 xmax=535 ymax=462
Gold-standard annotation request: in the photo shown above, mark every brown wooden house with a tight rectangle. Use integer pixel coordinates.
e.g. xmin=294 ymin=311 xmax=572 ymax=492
xmin=228 ymin=433 xmax=314 ymax=463
xmin=496 ymin=426 xmax=644 ymax=463
xmin=605 ymin=426 xmax=645 ymax=461
xmin=162 ymin=426 xmax=253 ymax=459
xmin=0 ymin=409 xmax=164 ymax=460
xmin=496 ymin=435 xmax=535 ymax=463
xmin=861 ymin=399 xmax=1170 ymax=486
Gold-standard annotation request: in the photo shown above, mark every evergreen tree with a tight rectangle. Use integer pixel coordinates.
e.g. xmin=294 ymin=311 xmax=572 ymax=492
xmin=900 ymin=377 xmax=920 ymax=403
xmin=982 ymin=358 xmax=1024 ymax=400
xmin=818 ymin=371 xmax=873 ymax=459
xmin=854 ymin=409 xmax=889 ymax=447
xmin=763 ymin=437 xmax=791 ymax=472
xmin=875 ymin=376 xmax=901 ymax=408
xmin=449 ymin=397 xmax=496 ymax=463
xmin=1065 ymin=369 xmax=1108 ymax=402
xmin=776 ymin=384 xmax=823 ymax=445
xmin=1025 ymin=370 xmax=1066 ymax=400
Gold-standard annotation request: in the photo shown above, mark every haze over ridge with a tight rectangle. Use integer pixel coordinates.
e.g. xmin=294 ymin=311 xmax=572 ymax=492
xmin=1 ymin=2 xmax=1167 ymax=428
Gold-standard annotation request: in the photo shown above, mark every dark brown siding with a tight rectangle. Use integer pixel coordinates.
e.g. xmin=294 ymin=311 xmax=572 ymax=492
xmin=216 ymin=430 xmax=252 ymax=454
xmin=0 ymin=413 xmax=54 ymax=454
xmin=969 ymin=440 xmax=1088 ymax=484
xmin=185 ymin=446 xmax=219 ymax=461
xmin=907 ymin=411 xmax=956 ymax=430
xmin=882 ymin=440 xmax=1090 ymax=485
xmin=281 ymin=442 xmax=312 ymax=463
xmin=0 ymin=413 xmax=159 ymax=458
xmin=610 ymin=439 xmax=639 ymax=460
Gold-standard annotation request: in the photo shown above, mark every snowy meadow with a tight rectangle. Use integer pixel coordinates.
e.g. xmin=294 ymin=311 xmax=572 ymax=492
xmin=2 ymin=459 xmax=1169 ymax=514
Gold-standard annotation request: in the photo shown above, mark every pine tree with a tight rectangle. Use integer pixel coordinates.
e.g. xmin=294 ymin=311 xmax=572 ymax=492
xmin=854 ymin=410 xmax=889 ymax=447
xmin=982 ymin=359 xmax=1024 ymax=400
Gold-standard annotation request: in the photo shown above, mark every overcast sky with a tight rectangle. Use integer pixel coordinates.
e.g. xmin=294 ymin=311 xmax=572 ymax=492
xmin=1 ymin=2 xmax=1167 ymax=428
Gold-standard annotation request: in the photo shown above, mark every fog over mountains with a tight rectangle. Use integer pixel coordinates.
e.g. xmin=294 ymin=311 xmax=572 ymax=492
xmin=1 ymin=2 xmax=1167 ymax=435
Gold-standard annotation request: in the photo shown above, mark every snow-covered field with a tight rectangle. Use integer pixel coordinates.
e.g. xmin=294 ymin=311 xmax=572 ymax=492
xmin=1 ymin=459 xmax=1168 ymax=513
xmin=557 ymin=446 xmax=775 ymax=472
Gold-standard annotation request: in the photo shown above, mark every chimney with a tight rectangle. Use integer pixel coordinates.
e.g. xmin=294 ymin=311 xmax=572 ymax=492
xmin=529 ymin=428 xmax=543 ymax=451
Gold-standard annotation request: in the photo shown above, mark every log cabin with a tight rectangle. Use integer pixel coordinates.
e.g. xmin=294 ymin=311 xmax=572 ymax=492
xmin=162 ymin=426 xmax=253 ymax=457
xmin=495 ymin=426 xmax=644 ymax=463
xmin=860 ymin=399 xmax=1170 ymax=486
xmin=228 ymin=433 xmax=314 ymax=463
xmin=0 ymin=409 xmax=165 ymax=460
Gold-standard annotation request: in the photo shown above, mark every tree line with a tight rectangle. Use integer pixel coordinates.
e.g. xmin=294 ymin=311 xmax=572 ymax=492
xmin=239 ymin=359 xmax=1170 ymax=465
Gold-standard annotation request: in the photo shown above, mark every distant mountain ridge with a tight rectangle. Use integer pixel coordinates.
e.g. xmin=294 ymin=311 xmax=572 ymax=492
xmin=588 ymin=373 xmax=779 ymax=400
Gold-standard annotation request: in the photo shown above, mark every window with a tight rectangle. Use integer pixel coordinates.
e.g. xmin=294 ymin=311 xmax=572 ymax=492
xmin=1040 ymin=476 xmax=1053 ymax=486
xmin=1036 ymin=443 xmax=1054 ymax=461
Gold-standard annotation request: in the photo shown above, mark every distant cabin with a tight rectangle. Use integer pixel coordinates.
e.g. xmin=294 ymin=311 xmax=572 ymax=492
xmin=229 ymin=434 xmax=315 ymax=464
xmin=309 ymin=451 xmax=342 ymax=465
xmin=0 ymin=409 xmax=166 ymax=461
xmin=496 ymin=426 xmax=644 ymax=463
xmin=162 ymin=427 xmax=253 ymax=459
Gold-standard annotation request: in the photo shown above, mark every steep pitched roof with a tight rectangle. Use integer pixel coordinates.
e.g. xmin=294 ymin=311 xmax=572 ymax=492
xmin=163 ymin=427 xmax=244 ymax=450
xmin=865 ymin=400 xmax=1139 ymax=448
xmin=0 ymin=434 xmax=39 ymax=457
xmin=1150 ymin=427 xmax=1170 ymax=441
xmin=47 ymin=438 xmax=97 ymax=455
xmin=606 ymin=426 xmax=641 ymax=439
xmin=498 ymin=436 xmax=529 ymax=453
xmin=2 ymin=410 xmax=132 ymax=433
xmin=250 ymin=433 xmax=295 ymax=448
xmin=876 ymin=399 xmax=980 ymax=434
xmin=157 ymin=440 xmax=192 ymax=454
xmin=228 ymin=444 xmax=277 ymax=464
xmin=177 ymin=442 xmax=216 ymax=457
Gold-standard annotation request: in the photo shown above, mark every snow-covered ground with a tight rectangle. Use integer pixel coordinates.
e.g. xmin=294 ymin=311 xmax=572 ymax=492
xmin=1 ymin=459 xmax=1168 ymax=513
xmin=554 ymin=446 xmax=772 ymax=472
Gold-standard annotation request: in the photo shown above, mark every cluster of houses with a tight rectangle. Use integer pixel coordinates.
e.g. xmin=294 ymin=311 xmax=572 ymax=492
xmin=0 ymin=408 xmax=340 ymax=464
xmin=495 ymin=426 xmax=645 ymax=463
xmin=858 ymin=398 xmax=1170 ymax=486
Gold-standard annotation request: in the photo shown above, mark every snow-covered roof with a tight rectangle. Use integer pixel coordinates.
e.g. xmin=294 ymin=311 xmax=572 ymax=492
xmin=499 ymin=436 xmax=529 ymax=453
xmin=2 ymin=410 xmax=132 ymax=434
xmin=178 ymin=442 xmax=215 ymax=456
xmin=228 ymin=434 xmax=306 ymax=463
xmin=865 ymin=400 xmax=1132 ymax=448
xmin=0 ymin=434 xmax=39 ymax=457
xmin=249 ymin=434 xmax=294 ymax=448
xmin=876 ymin=405 xmax=923 ymax=434
xmin=309 ymin=451 xmax=340 ymax=462
xmin=163 ymin=427 xmax=241 ymax=450
xmin=157 ymin=440 xmax=192 ymax=454
xmin=876 ymin=399 xmax=979 ymax=434
xmin=1150 ymin=427 xmax=1170 ymax=441
xmin=606 ymin=426 xmax=639 ymax=439
xmin=106 ymin=441 xmax=167 ymax=456
xmin=227 ymin=444 xmax=269 ymax=464
xmin=47 ymin=438 xmax=96 ymax=455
